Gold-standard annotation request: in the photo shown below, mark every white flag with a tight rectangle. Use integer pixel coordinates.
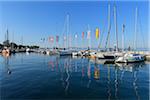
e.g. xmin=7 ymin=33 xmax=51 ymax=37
xmin=87 ymin=30 xmax=90 ymax=39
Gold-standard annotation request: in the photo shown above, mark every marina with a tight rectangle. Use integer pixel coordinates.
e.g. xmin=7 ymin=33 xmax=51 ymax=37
xmin=0 ymin=1 xmax=149 ymax=100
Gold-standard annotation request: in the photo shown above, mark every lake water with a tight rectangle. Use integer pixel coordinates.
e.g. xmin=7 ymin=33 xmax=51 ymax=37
xmin=0 ymin=53 xmax=149 ymax=100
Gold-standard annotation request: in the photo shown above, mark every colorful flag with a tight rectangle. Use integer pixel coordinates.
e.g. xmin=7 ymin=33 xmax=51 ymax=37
xmin=95 ymin=28 xmax=99 ymax=39
xmin=82 ymin=32 xmax=84 ymax=38
xmin=87 ymin=30 xmax=90 ymax=39
xmin=51 ymin=37 xmax=54 ymax=42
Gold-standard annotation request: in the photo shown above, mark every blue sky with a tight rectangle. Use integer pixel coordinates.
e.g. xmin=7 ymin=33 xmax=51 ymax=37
xmin=0 ymin=1 xmax=149 ymax=49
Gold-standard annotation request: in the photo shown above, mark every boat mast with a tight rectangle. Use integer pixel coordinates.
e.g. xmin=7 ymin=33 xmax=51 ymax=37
xmin=114 ymin=5 xmax=118 ymax=52
xmin=105 ymin=4 xmax=111 ymax=51
xmin=62 ymin=15 xmax=66 ymax=49
xmin=6 ymin=29 xmax=9 ymax=41
xmin=5 ymin=29 xmax=9 ymax=47
xmin=11 ymin=31 xmax=14 ymax=49
xmin=12 ymin=32 xmax=14 ymax=43
xmin=122 ymin=24 xmax=125 ymax=51
xmin=66 ymin=13 xmax=70 ymax=49
xmin=21 ymin=35 xmax=23 ymax=45
xmin=134 ymin=7 xmax=138 ymax=51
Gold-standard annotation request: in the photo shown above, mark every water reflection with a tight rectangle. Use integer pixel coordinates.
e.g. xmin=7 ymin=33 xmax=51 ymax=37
xmin=47 ymin=56 xmax=146 ymax=98
xmin=133 ymin=71 xmax=140 ymax=100
xmin=81 ymin=64 xmax=85 ymax=78
xmin=4 ymin=55 xmax=12 ymax=75
xmin=115 ymin=62 xmax=145 ymax=100
xmin=57 ymin=57 xmax=72 ymax=95
xmin=107 ymin=64 xmax=111 ymax=100
xmin=87 ymin=59 xmax=91 ymax=88
xmin=115 ymin=62 xmax=144 ymax=72
xmin=94 ymin=63 xmax=100 ymax=80
xmin=64 ymin=57 xmax=70 ymax=95
xmin=114 ymin=65 xmax=118 ymax=99
xmin=2 ymin=53 xmax=147 ymax=99
xmin=48 ymin=60 xmax=54 ymax=71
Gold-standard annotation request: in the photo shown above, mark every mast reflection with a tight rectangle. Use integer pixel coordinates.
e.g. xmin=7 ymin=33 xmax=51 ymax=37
xmin=107 ymin=64 xmax=111 ymax=100
xmin=4 ymin=54 xmax=12 ymax=75
xmin=115 ymin=62 xmax=144 ymax=99
xmin=59 ymin=57 xmax=71 ymax=95
xmin=46 ymin=55 xmax=145 ymax=99
xmin=133 ymin=71 xmax=140 ymax=100
xmin=94 ymin=63 xmax=100 ymax=80
xmin=87 ymin=59 xmax=91 ymax=88
xmin=114 ymin=65 xmax=118 ymax=99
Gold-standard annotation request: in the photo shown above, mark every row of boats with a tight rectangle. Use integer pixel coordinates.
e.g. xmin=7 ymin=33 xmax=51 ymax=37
xmin=0 ymin=46 xmax=146 ymax=64
xmin=42 ymin=48 xmax=145 ymax=63
xmin=76 ymin=51 xmax=144 ymax=63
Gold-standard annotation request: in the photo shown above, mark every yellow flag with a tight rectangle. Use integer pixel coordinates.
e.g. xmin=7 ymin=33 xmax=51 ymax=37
xmin=95 ymin=28 xmax=99 ymax=39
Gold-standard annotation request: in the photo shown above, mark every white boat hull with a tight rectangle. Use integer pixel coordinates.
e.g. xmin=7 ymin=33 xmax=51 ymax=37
xmin=115 ymin=53 xmax=145 ymax=63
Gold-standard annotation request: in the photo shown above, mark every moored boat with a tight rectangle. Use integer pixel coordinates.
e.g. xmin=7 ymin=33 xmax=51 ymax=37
xmin=72 ymin=51 xmax=78 ymax=56
xmin=103 ymin=52 xmax=116 ymax=59
xmin=2 ymin=48 xmax=11 ymax=57
xmin=115 ymin=53 xmax=145 ymax=63
xmin=59 ymin=50 xmax=72 ymax=56
xmin=95 ymin=52 xmax=105 ymax=59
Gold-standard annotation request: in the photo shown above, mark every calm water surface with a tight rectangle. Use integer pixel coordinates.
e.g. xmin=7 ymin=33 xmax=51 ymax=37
xmin=0 ymin=53 xmax=149 ymax=100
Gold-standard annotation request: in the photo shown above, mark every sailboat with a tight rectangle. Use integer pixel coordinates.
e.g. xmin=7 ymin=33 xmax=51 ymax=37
xmin=59 ymin=13 xmax=72 ymax=56
xmin=115 ymin=7 xmax=145 ymax=63
xmin=95 ymin=4 xmax=117 ymax=59
xmin=60 ymin=49 xmax=72 ymax=56
xmin=115 ymin=53 xmax=144 ymax=63
xmin=104 ymin=4 xmax=126 ymax=59
xmin=2 ymin=29 xmax=11 ymax=56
